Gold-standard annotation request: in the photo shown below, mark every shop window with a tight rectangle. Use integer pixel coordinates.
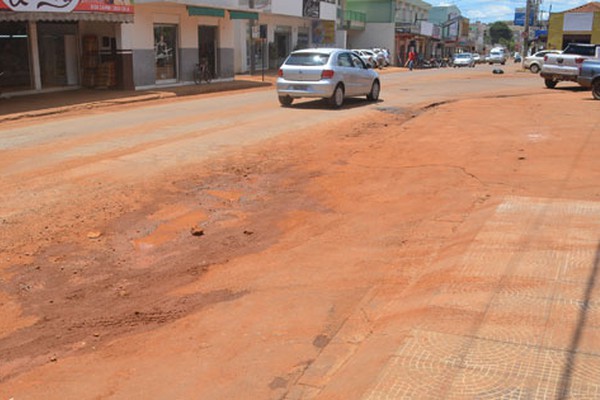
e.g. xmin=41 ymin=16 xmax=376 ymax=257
xmin=0 ymin=22 xmax=32 ymax=91
xmin=154 ymin=24 xmax=178 ymax=81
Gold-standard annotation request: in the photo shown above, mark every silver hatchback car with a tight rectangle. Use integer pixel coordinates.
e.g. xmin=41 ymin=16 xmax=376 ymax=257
xmin=276 ymin=48 xmax=381 ymax=108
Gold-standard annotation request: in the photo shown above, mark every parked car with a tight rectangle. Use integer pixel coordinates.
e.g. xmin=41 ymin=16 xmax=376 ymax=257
xmin=373 ymin=48 xmax=390 ymax=67
xmin=276 ymin=48 xmax=381 ymax=109
xmin=523 ymin=50 xmax=562 ymax=73
xmin=351 ymin=49 xmax=377 ymax=68
xmin=453 ymin=53 xmax=475 ymax=68
xmin=357 ymin=49 xmax=381 ymax=68
xmin=541 ymin=43 xmax=600 ymax=88
xmin=577 ymin=58 xmax=600 ymax=100
xmin=472 ymin=53 xmax=481 ymax=64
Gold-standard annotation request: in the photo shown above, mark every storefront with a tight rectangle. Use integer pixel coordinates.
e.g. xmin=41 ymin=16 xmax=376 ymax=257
xmin=126 ymin=4 xmax=236 ymax=89
xmin=0 ymin=0 xmax=133 ymax=94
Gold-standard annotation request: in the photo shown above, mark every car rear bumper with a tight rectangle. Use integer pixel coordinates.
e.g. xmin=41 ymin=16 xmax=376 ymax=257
xmin=276 ymin=78 xmax=336 ymax=98
xmin=540 ymin=72 xmax=578 ymax=82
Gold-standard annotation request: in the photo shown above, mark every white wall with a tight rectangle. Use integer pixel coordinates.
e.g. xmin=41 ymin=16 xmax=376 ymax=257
xmin=132 ymin=4 xmax=233 ymax=50
xmin=348 ymin=23 xmax=395 ymax=51
xmin=319 ymin=1 xmax=337 ymax=21
xmin=271 ymin=0 xmax=302 ymax=17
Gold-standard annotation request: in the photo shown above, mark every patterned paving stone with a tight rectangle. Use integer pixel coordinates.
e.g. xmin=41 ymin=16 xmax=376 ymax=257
xmin=361 ymin=196 xmax=600 ymax=399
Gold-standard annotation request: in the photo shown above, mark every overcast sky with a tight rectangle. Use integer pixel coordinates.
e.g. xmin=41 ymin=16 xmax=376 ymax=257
xmin=432 ymin=0 xmax=591 ymax=22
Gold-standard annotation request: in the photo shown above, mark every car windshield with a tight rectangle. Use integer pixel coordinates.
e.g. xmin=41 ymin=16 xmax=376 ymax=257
xmin=285 ymin=53 xmax=330 ymax=66
xmin=456 ymin=54 xmax=470 ymax=58
xmin=491 ymin=51 xmax=500 ymax=56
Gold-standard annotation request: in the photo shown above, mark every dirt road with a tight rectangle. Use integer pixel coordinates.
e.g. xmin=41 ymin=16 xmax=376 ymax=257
xmin=1 ymin=65 xmax=599 ymax=399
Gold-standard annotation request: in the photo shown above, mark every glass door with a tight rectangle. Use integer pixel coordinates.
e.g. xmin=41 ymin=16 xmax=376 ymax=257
xmin=37 ymin=22 xmax=77 ymax=88
xmin=198 ymin=26 xmax=217 ymax=78
xmin=154 ymin=24 xmax=178 ymax=82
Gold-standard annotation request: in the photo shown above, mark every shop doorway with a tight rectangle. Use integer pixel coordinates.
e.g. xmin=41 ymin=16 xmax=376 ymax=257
xmin=154 ymin=24 xmax=178 ymax=82
xmin=37 ymin=22 xmax=78 ymax=88
xmin=562 ymin=34 xmax=591 ymax=48
xmin=0 ymin=22 xmax=32 ymax=92
xmin=198 ymin=26 xmax=217 ymax=78
xmin=273 ymin=29 xmax=290 ymax=68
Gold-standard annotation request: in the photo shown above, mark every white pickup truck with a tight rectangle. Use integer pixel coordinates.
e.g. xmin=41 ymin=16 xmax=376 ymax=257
xmin=540 ymin=43 xmax=600 ymax=88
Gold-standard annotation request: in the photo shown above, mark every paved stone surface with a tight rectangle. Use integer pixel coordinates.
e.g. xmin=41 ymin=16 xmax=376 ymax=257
xmin=362 ymin=196 xmax=600 ymax=399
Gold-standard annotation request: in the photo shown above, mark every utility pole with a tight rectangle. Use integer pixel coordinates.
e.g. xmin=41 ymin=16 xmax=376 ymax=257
xmin=249 ymin=0 xmax=255 ymax=75
xmin=524 ymin=0 xmax=531 ymax=56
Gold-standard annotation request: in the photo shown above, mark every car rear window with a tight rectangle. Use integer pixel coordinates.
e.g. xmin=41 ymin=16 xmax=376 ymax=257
xmin=285 ymin=53 xmax=330 ymax=66
xmin=564 ymin=45 xmax=596 ymax=56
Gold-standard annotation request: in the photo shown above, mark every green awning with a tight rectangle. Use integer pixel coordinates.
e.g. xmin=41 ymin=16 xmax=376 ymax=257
xmin=229 ymin=10 xmax=258 ymax=20
xmin=187 ymin=6 xmax=225 ymax=17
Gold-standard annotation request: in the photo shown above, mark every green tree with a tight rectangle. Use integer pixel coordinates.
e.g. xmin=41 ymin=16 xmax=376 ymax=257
xmin=488 ymin=21 xmax=512 ymax=46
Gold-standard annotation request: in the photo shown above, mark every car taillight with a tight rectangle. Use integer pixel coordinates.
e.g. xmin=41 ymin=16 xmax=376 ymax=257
xmin=321 ymin=70 xmax=335 ymax=79
xmin=575 ymin=57 xmax=585 ymax=64
xmin=278 ymin=69 xmax=284 ymax=77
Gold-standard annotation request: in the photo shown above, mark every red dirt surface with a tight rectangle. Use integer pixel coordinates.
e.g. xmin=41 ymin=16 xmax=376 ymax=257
xmin=1 ymin=84 xmax=599 ymax=399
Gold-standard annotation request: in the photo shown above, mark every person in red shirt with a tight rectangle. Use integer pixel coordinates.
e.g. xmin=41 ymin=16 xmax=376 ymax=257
xmin=406 ymin=49 xmax=416 ymax=71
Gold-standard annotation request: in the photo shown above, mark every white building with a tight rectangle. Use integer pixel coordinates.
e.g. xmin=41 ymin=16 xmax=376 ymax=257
xmin=0 ymin=0 xmax=341 ymax=94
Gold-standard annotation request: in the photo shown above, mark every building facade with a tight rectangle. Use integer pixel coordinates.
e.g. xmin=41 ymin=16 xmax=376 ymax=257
xmin=0 ymin=0 xmax=343 ymax=94
xmin=0 ymin=0 xmax=134 ymax=93
xmin=429 ymin=5 xmax=471 ymax=56
xmin=395 ymin=0 xmax=436 ymax=65
xmin=547 ymin=1 xmax=600 ymax=50
xmin=346 ymin=0 xmax=395 ymax=61
xmin=234 ymin=0 xmax=338 ymax=74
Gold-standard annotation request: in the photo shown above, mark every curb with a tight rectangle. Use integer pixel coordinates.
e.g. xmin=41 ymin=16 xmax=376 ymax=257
xmin=0 ymin=92 xmax=176 ymax=124
xmin=0 ymin=79 xmax=273 ymax=124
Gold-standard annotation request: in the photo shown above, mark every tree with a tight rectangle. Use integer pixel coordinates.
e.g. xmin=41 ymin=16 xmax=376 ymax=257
xmin=488 ymin=21 xmax=512 ymax=46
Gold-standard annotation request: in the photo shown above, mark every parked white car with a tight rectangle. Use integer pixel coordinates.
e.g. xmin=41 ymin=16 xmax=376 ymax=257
xmin=523 ymin=50 xmax=562 ymax=74
xmin=351 ymin=49 xmax=376 ymax=68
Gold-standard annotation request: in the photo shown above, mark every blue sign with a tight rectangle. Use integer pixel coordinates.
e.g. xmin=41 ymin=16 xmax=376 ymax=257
xmin=514 ymin=11 xmax=534 ymax=26
xmin=535 ymin=29 xmax=548 ymax=39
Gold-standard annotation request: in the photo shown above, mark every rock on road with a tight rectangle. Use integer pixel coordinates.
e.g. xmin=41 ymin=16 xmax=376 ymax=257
xmin=1 ymin=65 xmax=600 ymax=399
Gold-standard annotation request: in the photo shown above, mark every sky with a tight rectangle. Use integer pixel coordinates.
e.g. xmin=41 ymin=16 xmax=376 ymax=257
xmin=432 ymin=0 xmax=593 ymax=23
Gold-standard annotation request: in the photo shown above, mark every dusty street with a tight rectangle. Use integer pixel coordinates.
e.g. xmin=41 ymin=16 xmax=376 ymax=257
xmin=1 ymin=65 xmax=599 ymax=399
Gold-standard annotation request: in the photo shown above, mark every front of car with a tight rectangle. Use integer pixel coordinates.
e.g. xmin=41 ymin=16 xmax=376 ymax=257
xmin=453 ymin=53 xmax=474 ymax=67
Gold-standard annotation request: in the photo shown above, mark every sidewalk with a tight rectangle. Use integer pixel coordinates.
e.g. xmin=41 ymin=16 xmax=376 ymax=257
xmin=0 ymin=73 xmax=275 ymax=123
xmin=0 ymin=67 xmax=405 ymax=123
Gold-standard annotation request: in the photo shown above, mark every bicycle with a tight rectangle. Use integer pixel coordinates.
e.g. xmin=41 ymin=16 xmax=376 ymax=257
xmin=193 ymin=59 xmax=212 ymax=84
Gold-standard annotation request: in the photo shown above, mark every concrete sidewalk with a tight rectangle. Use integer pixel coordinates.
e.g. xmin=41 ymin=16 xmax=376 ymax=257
xmin=0 ymin=74 xmax=274 ymax=123
xmin=0 ymin=67 xmax=406 ymax=124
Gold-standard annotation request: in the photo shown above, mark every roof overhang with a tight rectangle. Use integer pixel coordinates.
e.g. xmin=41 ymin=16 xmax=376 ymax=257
xmin=0 ymin=10 xmax=133 ymax=22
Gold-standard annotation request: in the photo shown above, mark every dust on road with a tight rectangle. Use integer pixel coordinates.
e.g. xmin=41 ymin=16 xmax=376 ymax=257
xmin=1 ymin=81 xmax=599 ymax=399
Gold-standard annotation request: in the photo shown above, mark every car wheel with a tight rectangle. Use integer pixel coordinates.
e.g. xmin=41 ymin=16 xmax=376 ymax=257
xmin=592 ymin=79 xmax=600 ymax=100
xmin=529 ymin=64 xmax=540 ymax=74
xmin=501 ymin=62 xmax=505 ymax=65
xmin=329 ymin=84 xmax=344 ymax=109
xmin=278 ymin=95 xmax=293 ymax=107
xmin=367 ymin=80 xmax=380 ymax=101
xmin=544 ymin=79 xmax=557 ymax=89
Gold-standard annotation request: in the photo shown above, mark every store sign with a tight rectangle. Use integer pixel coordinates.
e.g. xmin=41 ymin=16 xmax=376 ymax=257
xmin=312 ymin=20 xmax=335 ymax=45
xmin=0 ymin=0 xmax=133 ymax=13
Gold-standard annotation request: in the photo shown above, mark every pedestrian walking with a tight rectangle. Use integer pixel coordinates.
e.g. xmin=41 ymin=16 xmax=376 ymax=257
xmin=406 ymin=49 xmax=416 ymax=71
